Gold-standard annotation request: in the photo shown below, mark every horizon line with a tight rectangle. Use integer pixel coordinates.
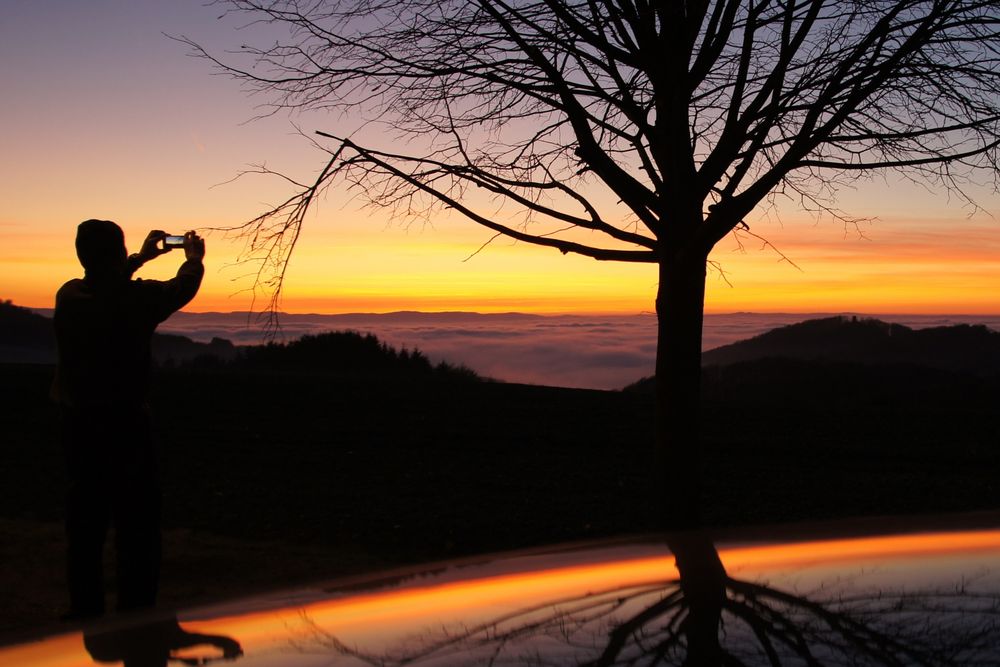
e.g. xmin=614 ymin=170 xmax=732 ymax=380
xmin=18 ymin=302 xmax=1000 ymax=320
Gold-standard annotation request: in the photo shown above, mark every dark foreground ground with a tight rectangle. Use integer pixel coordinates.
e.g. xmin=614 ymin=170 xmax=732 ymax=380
xmin=2 ymin=360 xmax=998 ymax=643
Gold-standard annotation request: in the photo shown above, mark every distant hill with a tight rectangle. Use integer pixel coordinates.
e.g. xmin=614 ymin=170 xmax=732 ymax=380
xmin=232 ymin=330 xmax=480 ymax=380
xmin=151 ymin=333 xmax=238 ymax=366
xmin=0 ymin=299 xmax=237 ymax=366
xmin=0 ymin=300 xmax=56 ymax=364
xmin=624 ymin=315 xmax=1000 ymax=395
xmin=0 ymin=300 xmax=477 ymax=381
xmin=701 ymin=315 xmax=1000 ymax=374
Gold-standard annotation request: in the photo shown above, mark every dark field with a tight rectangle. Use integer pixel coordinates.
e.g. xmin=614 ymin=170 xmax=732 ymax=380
xmin=2 ymin=360 xmax=999 ymax=643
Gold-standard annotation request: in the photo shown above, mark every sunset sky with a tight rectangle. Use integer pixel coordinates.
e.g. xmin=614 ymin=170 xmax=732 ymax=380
xmin=3 ymin=0 xmax=1000 ymax=316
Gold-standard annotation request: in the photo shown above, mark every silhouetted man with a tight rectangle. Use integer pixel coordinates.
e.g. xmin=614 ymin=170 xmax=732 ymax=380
xmin=53 ymin=220 xmax=205 ymax=619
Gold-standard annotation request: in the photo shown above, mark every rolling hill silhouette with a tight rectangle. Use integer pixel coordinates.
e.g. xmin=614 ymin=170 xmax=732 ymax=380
xmin=0 ymin=299 xmax=237 ymax=366
xmin=0 ymin=300 xmax=57 ymax=363
xmin=230 ymin=331 xmax=479 ymax=380
xmin=0 ymin=300 xmax=476 ymax=380
xmin=701 ymin=315 xmax=1000 ymax=374
xmin=7 ymin=299 xmax=998 ymax=385
xmin=625 ymin=315 xmax=1000 ymax=397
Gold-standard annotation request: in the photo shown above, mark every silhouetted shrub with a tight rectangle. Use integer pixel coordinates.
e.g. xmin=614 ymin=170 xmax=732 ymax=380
xmin=228 ymin=330 xmax=480 ymax=381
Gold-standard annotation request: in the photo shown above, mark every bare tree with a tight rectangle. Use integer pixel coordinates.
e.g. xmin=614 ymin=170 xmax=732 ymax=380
xmin=186 ymin=0 xmax=1000 ymax=525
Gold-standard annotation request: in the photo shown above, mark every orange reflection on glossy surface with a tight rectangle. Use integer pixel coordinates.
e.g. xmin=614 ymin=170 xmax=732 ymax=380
xmin=721 ymin=528 xmax=1000 ymax=571
xmin=4 ymin=528 xmax=999 ymax=666
xmin=0 ymin=632 xmax=91 ymax=667
xmin=152 ymin=529 xmax=1000 ymax=658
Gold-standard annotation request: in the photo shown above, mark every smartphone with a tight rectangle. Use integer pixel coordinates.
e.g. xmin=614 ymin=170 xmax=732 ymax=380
xmin=163 ymin=235 xmax=186 ymax=248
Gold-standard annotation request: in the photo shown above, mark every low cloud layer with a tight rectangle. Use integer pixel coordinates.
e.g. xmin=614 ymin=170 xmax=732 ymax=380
xmin=160 ymin=312 xmax=1000 ymax=390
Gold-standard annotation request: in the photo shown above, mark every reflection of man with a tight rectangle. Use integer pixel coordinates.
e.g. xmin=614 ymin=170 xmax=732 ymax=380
xmin=84 ymin=615 xmax=242 ymax=667
xmin=53 ymin=220 xmax=205 ymax=619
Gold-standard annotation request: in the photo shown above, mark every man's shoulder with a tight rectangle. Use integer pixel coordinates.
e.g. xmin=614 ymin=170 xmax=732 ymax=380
xmin=55 ymin=278 xmax=86 ymax=302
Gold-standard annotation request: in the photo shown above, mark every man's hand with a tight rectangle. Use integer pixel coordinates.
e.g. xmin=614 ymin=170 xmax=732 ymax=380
xmin=137 ymin=230 xmax=170 ymax=263
xmin=184 ymin=231 xmax=206 ymax=262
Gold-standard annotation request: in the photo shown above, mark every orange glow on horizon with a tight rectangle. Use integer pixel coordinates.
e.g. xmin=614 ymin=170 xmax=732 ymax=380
xmin=5 ymin=209 xmax=1000 ymax=316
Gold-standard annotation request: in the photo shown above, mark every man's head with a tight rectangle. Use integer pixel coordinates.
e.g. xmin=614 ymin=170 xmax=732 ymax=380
xmin=76 ymin=219 xmax=127 ymax=276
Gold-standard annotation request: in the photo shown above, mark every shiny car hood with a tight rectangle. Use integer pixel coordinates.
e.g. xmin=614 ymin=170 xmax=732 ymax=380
xmin=5 ymin=515 xmax=1000 ymax=666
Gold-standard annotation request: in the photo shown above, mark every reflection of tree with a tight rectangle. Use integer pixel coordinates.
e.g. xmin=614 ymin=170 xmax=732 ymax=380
xmin=287 ymin=533 xmax=1000 ymax=666
xmin=84 ymin=615 xmax=243 ymax=667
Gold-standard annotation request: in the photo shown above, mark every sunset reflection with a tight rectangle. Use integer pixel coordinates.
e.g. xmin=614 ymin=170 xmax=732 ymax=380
xmin=5 ymin=528 xmax=1000 ymax=666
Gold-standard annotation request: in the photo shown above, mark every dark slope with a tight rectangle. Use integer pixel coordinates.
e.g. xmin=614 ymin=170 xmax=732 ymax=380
xmin=625 ymin=316 xmax=1000 ymax=396
xmin=702 ymin=316 xmax=1000 ymax=374
xmin=0 ymin=300 xmax=475 ymax=380
xmin=0 ymin=300 xmax=237 ymax=366
xmin=0 ymin=300 xmax=56 ymax=363
xmin=229 ymin=330 xmax=480 ymax=380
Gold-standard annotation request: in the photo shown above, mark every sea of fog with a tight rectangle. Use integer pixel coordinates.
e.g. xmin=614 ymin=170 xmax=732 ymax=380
xmin=156 ymin=311 xmax=1000 ymax=391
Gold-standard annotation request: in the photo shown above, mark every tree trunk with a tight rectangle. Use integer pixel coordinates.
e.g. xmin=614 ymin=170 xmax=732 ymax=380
xmin=655 ymin=251 xmax=708 ymax=528
xmin=668 ymin=533 xmax=727 ymax=665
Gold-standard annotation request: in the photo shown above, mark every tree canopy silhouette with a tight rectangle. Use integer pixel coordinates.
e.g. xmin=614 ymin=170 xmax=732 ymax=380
xmin=187 ymin=0 xmax=1000 ymax=525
